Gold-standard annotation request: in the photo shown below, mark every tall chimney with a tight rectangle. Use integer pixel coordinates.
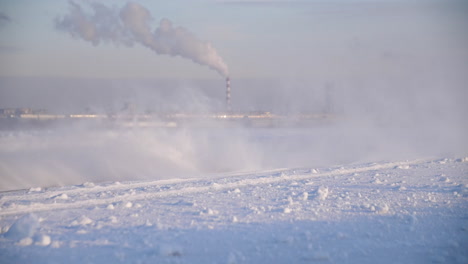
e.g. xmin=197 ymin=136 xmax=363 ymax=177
xmin=226 ymin=77 xmax=231 ymax=112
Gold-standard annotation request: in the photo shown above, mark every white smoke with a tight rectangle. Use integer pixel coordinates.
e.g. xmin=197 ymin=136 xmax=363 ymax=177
xmin=55 ymin=1 xmax=229 ymax=77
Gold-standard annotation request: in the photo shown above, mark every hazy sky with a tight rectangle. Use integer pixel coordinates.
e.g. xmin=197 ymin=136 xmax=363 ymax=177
xmin=1 ymin=0 xmax=466 ymax=80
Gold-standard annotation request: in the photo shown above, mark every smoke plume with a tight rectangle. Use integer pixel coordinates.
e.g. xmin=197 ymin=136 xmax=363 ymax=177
xmin=55 ymin=1 xmax=229 ymax=77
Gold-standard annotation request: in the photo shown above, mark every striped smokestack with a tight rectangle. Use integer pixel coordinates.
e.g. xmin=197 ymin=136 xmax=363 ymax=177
xmin=226 ymin=77 xmax=231 ymax=112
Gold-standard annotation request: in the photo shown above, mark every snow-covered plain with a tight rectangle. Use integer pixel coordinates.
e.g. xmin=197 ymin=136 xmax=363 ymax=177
xmin=1 ymin=156 xmax=467 ymax=263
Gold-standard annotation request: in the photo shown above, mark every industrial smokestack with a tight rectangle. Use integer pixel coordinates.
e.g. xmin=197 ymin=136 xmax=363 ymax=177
xmin=226 ymin=77 xmax=231 ymax=112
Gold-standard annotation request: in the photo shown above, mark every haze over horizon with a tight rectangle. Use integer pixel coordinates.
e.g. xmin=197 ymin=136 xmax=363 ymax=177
xmin=1 ymin=0 xmax=467 ymax=115
xmin=0 ymin=0 xmax=467 ymax=180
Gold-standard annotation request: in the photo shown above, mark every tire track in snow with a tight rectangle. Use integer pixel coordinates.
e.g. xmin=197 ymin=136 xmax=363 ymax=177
xmin=0 ymin=168 xmax=289 ymax=203
xmin=0 ymin=159 xmax=428 ymax=216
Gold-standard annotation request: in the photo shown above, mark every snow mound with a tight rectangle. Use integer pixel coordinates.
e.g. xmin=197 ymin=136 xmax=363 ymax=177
xmin=52 ymin=193 xmax=69 ymax=200
xmin=34 ymin=234 xmax=51 ymax=246
xmin=28 ymin=187 xmax=42 ymax=193
xmin=17 ymin=237 xmax=34 ymax=246
xmin=316 ymin=186 xmax=329 ymax=200
xmin=4 ymin=214 xmax=40 ymax=241
xmin=71 ymin=216 xmax=93 ymax=226
xmin=81 ymin=182 xmax=95 ymax=188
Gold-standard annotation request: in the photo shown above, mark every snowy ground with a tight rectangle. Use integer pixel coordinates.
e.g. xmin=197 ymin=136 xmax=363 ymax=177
xmin=0 ymin=157 xmax=467 ymax=263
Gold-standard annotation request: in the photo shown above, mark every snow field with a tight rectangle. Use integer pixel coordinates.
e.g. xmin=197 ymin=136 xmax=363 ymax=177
xmin=0 ymin=157 xmax=467 ymax=263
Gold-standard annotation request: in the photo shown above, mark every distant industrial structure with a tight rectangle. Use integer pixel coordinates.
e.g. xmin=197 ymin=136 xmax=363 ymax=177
xmin=0 ymin=78 xmax=338 ymax=130
xmin=0 ymin=108 xmax=46 ymax=116
xmin=0 ymin=107 xmax=335 ymax=130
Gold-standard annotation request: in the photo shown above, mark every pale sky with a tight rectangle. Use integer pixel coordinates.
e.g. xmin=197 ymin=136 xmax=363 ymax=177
xmin=1 ymin=0 xmax=466 ymax=80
